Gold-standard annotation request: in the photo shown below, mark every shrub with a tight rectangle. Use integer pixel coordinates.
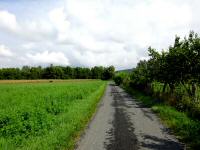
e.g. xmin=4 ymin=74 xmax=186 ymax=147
xmin=114 ymin=76 xmax=123 ymax=85
xmin=114 ymin=72 xmax=129 ymax=86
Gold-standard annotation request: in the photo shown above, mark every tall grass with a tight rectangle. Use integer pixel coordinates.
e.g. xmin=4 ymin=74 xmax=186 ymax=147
xmin=0 ymin=80 xmax=107 ymax=150
xmin=151 ymin=82 xmax=200 ymax=119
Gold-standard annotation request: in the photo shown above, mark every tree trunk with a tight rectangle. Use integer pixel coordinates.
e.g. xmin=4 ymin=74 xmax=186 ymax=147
xmin=192 ymin=83 xmax=196 ymax=97
xmin=162 ymin=83 xmax=167 ymax=93
xmin=169 ymin=83 xmax=175 ymax=94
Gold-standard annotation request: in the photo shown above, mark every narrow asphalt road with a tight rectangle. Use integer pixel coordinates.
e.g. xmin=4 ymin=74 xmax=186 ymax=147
xmin=76 ymin=83 xmax=184 ymax=150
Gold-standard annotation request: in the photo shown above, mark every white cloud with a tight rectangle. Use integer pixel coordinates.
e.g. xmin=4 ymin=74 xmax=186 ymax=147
xmin=0 ymin=45 xmax=13 ymax=57
xmin=49 ymin=7 xmax=70 ymax=42
xmin=26 ymin=51 xmax=70 ymax=65
xmin=0 ymin=10 xmax=19 ymax=32
xmin=22 ymin=20 xmax=55 ymax=41
xmin=0 ymin=10 xmax=56 ymax=42
xmin=60 ymin=0 xmax=193 ymax=69
xmin=0 ymin=0 xmax=199 ymax=69
xmin=22 ymin=42 xmax=35 ymax=49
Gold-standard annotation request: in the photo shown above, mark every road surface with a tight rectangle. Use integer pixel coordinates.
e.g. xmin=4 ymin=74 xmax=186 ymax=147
xmin=76 ymin=83 xmax=184 ymax=150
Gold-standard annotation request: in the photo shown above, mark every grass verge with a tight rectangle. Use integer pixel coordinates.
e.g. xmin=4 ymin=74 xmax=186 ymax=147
xmin=124 ymin=86 xmax=200 ymax=150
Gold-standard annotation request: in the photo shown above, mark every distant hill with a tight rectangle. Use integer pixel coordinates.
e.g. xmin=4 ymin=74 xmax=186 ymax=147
xmin=115 ymin=68 xmax=134 ymax=73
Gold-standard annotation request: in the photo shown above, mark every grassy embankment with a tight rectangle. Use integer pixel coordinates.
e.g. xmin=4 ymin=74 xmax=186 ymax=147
xmin=124 ymin=85 xmax=200 ymax=149
xmin=0 ymin=80 xmax=107 ymax=150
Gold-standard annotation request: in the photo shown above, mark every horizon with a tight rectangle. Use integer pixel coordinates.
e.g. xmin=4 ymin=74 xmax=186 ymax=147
xmin=0 ymin=64 xmax=133 ymax=72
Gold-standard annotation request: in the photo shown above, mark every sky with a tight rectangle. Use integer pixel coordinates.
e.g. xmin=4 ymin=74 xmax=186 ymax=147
xmin=0 ymin=0 xmax=199 ymax=70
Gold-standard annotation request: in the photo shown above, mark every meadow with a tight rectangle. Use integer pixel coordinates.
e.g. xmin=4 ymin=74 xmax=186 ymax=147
xmin=0 ymin=80 xmax=106 ymax=150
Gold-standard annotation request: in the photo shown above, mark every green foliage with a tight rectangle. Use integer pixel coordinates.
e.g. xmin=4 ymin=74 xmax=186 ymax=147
xmin=43 ymin=65 xmax=64 ymax=79
xmin=102 ymin=66 xmax=115 ymax=80
xmin=147 ymin=32 xmax=200 ymax=94
xmin=114 ymin=76 xmax=123 ymax=86
xmin=114 ymin=72 xmax=129 ymax=86
xmin=130 ymin=60 xmax=151 ymax=90
xmin=128 ymin=31 xmax=200 ymax=119
xmin=0 ymin=80 xmax=106 ymax=149
xmin=151 ymin=82 xmax=200 ymax=119
xmin=0 ymin=65 xmax=115 ymax=80
xmin=91 ymin=66 xmax=104 ymax=79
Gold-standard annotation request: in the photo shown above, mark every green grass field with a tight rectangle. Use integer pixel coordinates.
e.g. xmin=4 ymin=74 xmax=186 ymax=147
xmin=0 ymin=80 xmax=107 ymax=150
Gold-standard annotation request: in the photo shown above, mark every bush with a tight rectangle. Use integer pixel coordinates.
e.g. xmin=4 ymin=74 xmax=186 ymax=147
xmin=114 ymin=76 xmax=123 ymax=85
xmin=114 ymin=72 xmax=129 ymax=86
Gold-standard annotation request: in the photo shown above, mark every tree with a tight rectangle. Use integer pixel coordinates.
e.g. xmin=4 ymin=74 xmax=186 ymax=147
xmin=30 ymin=66 xmax=43 ymax=79
xmin=91 ymin=66 xmax=104 ymax=79
xmin=21 ymin=66 xmax=31 ymax=79
xmin=42 ymin=65 xmax=64 ymax=79
xmin=62 ymin=66 xmax=74 ymax=79
xmin=114 ymin=72 xmax=128 ymax=86
xmin=0 ymin=65 xmax=115 ymax=80
xmin=102 ymin=66 xmax=115 ymax=80
xmin=147 ymin=31 xmax=200 ymax=96
xmin=130 ymin=60 xmax=151 ymax=90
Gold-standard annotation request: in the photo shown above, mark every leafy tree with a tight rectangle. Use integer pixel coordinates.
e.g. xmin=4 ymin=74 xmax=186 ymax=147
xmin=114 ymin=72 xmax=129 ymax=86
xmin=130 ymin=60 xmax=151 ymax=90
xmin=79 ymin=68 xmax=91 ymax=79
xmin=62 ymin=66 xmax=74 ymax=79
xmin=0 ymin=64 xmax=115 ymax=81
xmin=102 ymin=66 xmax=115 ymax=80
xmin=42 ymin=65 xmax=64 ymax=79
xmin=91 ymin=66 xmax=104 ymax=79
xmin=30 ymin=67 xmax=43 ymax=79
xmin=21 ymin=66 xmax=31 ymax=79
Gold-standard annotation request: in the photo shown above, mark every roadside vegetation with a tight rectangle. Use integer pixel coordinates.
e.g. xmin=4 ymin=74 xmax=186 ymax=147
xmin=125 ymin=88 xmax=200 ymax=149
xmin=0 ymin=80 xmax=107 ymax=150
xmin=114 ymin=31 xmax=200 ymax=149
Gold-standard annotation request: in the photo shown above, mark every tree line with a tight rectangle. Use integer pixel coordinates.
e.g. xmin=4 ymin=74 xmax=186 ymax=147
xmin=114 ymin=31 xmax=200 ymax=119
xmin=131 ymin=31 xmax=200 ymax=96
xmin=0 ymin=65 xmax=115 ymax=80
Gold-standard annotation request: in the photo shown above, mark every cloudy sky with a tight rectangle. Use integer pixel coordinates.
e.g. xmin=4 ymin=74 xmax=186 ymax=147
xmin=0 ymin=0 xmax=199 ymax=70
